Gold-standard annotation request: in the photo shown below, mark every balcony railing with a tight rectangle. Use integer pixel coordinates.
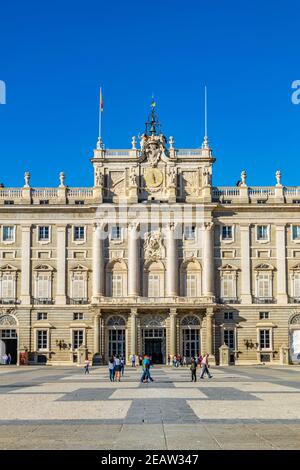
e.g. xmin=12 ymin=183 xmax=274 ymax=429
xmin=67 ymin=298 xmax=89 ymax=305
xmin=33 ymin=298 xmax=54 ymax=305
xmin=289 ymin=297 xmax=300 ymax=304
xmin=253 ymin=297 xmax=277 ymax=304
xmin=218 ymin=297 xmax=240 ymax=304
xmin=0 ymin=298 xmax=19 ymax=305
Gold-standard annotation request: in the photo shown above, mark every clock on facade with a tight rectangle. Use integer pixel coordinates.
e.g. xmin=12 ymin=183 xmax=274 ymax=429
xmin=144 ymin=168 xmax=163 ymax=188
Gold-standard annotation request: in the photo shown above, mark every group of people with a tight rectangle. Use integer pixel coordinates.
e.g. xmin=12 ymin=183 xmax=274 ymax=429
xmin=168 ymin=355 xmax=187 ymax=367
xmin=190 ymin=353 xmax=213 ymax=381
xmin=108 ymin=355 xmax=125 ymax=382
xmin=1 ymin=353 xmax=12 ymax=365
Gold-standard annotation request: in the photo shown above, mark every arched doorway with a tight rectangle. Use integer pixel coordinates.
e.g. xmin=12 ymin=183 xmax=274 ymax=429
xmin=0 ymin=314 xmax=18 ymax=365
xmin=289 ymin=313 xmax=300 ymax=364
xmin=181 ymin=315 xmax=201 ymax=360
xmin=106 ymin=315 xmax=126 ymax=360
xmin=140 ymin=314 xmax=167 ymax=364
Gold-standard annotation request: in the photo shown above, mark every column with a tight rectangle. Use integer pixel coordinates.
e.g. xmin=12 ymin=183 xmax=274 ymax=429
xmin=56 ymin=225 xmax=66 ymax=304
xmin=240 ymin=224 xmax=252 ymax=304
xmin=169 ymin=308 xmax=177 ymax=358
xmin=92 ymin=223 xmax=105 ymax=300
xmin=276 ymin=224 xmax=288 ymax=304
xmin=202 ymin=222 xmax=214 ymax=297
xmin=166 ymin=224 xmax=178 ymax=297
xmin=93 ymin=311 xmax=101 ymax=354
xmin=130 ymin=308 xmax=138 ymax=358
xmin=128 ymin=223 xmax=139 ymax=297
xmin=20 ymin=225 xmax=31 ymax=304
xmin=206 ymin=307 xmax=215 ymax=364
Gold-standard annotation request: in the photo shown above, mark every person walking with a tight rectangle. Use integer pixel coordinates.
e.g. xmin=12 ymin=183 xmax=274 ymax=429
xmin=200 ymin=353 xmax=213 ymax=379
xmin=120 ymin=356 xmax=125 ymax=376
xmin=7 ymin=353 xmax=12 ymax=365
xmin=114 ymin=355 xmax=121 ymax=382
xmin=190 ymin=357 xmax=197 ymax=382
xmin=140 ymin=355 xmax=154 ymax=383
xmin=84 ymin=359 xmax=90 ymax=374
xmin=108 ymin=356 xmax=115 ymax=382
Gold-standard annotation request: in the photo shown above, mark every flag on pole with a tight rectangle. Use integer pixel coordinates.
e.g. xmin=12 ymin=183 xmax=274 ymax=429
xmin=100 ymin=87 xmax=104 ymax=112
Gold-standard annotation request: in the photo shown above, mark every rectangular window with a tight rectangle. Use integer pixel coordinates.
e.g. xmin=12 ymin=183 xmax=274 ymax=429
xmin=259 ymin=312 xmax=269 ymax=320
xmin=224 ymin=312 xmax=233 ymax=320
xmin=75 ymin=200 xmax=84 ymax=205
xmin=259 ymin=329 xmax=270 ymax=349
xmin=3 ymin=226 xmax=14 ymax=242
xmin=73 ymin=330 xmax=84 ymax=349
xmin=294 ymin=274 xmax=300 ymax=298
xmin=148 ymin=274 xmax=160 ymax=297
xmin=37 ymin=312 xmax=48 ymax=320
xmin=37 ymin=330 xmax=48 ymax=350
xmin=72 ymin=274 xmax=85 ymax=299
xmin=74 ymin=226 xmax=85 ymax=241
xmin=224 ymin=329 xmax=235 ymax=350
xmin=184 ymin=226 xmax=196 ymax=240
xmin=186 ymin=274 xmax=197 ymax=297
xmin=292 ymin=226 xmax=300 ymax=241
xmin=111 ymin=226 xmax=122 ymax=240
xmin=257 ymin=274 xmax=270 ymax=298
xmin=257 ymin=225 xmax=269 ymax=241
xmin=38 ymin=226 xmax=50 ymax=241
xmin=4 ymin=200 xmax=14 ymax=205
xmin=222 ymin=274 xmax=235 ymax=299
xmin=222 ymin=226 xmax=233 ymax=240
xmin=73 ymin=312 xmax=84 ymax=320
xmin=39 ymin=200 xmax=49 ymax=205
xmin=1 ymin=274 xmax=14 ymax=299
xmin=36 ymin=275 xmax=50 ymax=299
xmin=112 ymin=274 xmax=122 ymax=297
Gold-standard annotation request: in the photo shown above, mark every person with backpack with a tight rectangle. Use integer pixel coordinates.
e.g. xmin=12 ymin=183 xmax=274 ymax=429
xmin=140 ymin=354 xmax=154 ymax=383
xmin=190 ymin=357 xmax=197 ymax=382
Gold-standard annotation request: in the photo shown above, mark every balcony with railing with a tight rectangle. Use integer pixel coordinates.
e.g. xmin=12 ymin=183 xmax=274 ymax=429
xmin=33 ymin=298 xmax=54 ymax=305
xmin=253 ymin=297 xmax=277 ymax=304
xmin=67 ymin=297 xmax=89 ymax=305
xmin=218 ymin=297 xmax=240 ymax=304
xmin=289 ymin=296 xmax=300 ymax=304
xmin=0 ymin=298 xmax=19 ymax=305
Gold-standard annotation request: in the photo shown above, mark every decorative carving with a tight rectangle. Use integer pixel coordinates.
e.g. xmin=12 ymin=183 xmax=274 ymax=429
xmin=107 ymin=315 xmax=126 ymax=326
xmin=140 ymin=134 xmax=168 ymax=167
xmin=129 ymin=167 xmax=138 ymax=187
xmin=167 ymin=166 xmax=177 ymax=187
xmin=290 ymin=314 xmax=300 ymax=325
xmin=0 ymin=314 xmax=17 ymax=326
xmin=169 ymin=136 xmax=174 ymax=149
xmin=276 ymin=170 xmax=282 ymax=186
xmin=241 ymin=170 xmax=247 ymax=187
xmin=203 ymin=168 xmax=211 ymax=187
xmin=182 ymin=171 xmax=198 ymax=195
xmin=140 ymin=314 xmax=166 ymax=327
xmin=95 ymin=167 xmax=104 ymax=188
xmin=144 ymin=230 xmax=164 ymax=260
xmin=131 ymin=136 xmax=137 ymax=150
xmin=181 ymin=315 xmax=200 ymax=326
xmin=59 ymin=172 xmax=65 ymax=188
xmin=24 ymin=172 xmax=30 ymax=188
xmin=110 ymin=171 xmax=125 ymax=196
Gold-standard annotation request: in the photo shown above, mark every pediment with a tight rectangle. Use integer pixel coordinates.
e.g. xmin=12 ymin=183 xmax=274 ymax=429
xmin=254 ymin=263 xmax=275 ymax=271
xmin=34 ymin=264 xmax=55 ymax=271
xmin=291 ymin=263 xmax=300 ymax=271
xmin=69 ymin=264 xmax=89 ymax=272
xmin=0 ymin=264 xmax=18 ymax=272
xmin=218 ymin=263 xmax=238 ymax=271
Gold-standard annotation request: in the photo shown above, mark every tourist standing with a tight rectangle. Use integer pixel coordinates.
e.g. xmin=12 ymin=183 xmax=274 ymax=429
xmin=114 ymin=355 xmax=122 ymax=382
xmin=200 ymin=353 xmax=213 ymax=379
xmin=190 ymin=357 xmax=197 ymax=382
xmin=121 ymin=356 xmax=125 ymax=376
xmin=130 ymin=354 xmax=136 ymax=367
xmin=7 ymin=353 xmax=12 ymax=365
xmin=108 ymin=356 xmax=115 ymax=381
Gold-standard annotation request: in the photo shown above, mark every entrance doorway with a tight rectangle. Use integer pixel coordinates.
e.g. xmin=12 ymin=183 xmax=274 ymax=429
xmin=0 ymin=329 xmax=18 ymax=364
xmin=142 ymin=328 xmax=166 ymax=364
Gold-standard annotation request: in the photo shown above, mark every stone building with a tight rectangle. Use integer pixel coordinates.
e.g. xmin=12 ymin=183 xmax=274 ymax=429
xmin=0 ymin=103 xmax=300 ymax=366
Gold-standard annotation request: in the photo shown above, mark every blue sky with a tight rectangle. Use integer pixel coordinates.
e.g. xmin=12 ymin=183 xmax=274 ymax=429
xmin=0 ymin=0 xmax=299 ymax=188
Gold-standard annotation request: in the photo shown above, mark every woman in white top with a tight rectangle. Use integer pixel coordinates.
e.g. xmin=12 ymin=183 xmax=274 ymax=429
xmin=108 ymin=357 xmax=115 ymax=381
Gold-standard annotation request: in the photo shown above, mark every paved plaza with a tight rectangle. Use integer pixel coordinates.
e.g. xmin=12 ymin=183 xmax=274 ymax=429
xmin=1 ymin=365 xmax=300 ymax=449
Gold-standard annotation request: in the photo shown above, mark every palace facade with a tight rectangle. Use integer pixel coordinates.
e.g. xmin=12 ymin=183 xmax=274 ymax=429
xmin=1 ymin=105 xmax=300 ymax=366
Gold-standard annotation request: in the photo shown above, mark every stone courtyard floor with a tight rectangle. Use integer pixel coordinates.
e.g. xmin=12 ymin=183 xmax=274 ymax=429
xmin=0 ymin=364 xmax=300 ymax=449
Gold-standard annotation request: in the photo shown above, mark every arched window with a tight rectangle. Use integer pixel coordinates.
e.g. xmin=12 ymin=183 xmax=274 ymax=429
xmin=181 ymin=315 xmax=201 ymax=358
xmin=107 ymin=315 xmax=126 ymax=326
xmin=181 ymin=315 xmax=200 ymax=326
xmin=106 ymin=315 xmax=126 ymax=358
